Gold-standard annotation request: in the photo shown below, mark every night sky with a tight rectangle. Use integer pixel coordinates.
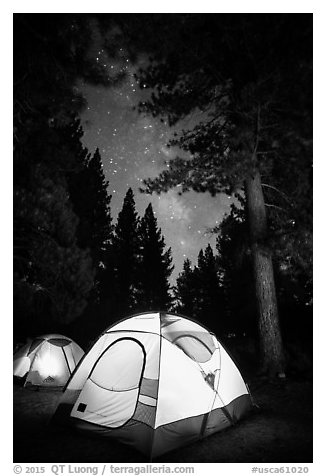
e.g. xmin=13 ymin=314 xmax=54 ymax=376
xmin=79 ymin=43 xmax=233 ymax=282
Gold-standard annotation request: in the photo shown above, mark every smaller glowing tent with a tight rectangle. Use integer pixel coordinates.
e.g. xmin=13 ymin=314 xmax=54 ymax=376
xmin=53 ymin=312 xmax=252 ymax=457
xmin=13 ymin=334 xmax=84 ymax=388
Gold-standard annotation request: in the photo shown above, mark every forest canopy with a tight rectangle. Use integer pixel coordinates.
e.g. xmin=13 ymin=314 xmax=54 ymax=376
xmin=13 ymin=14 xmax=312 ymax=377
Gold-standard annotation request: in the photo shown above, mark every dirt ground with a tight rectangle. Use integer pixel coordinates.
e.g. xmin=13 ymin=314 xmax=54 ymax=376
xmin=13 ymin=375 xmax=313 ymax=463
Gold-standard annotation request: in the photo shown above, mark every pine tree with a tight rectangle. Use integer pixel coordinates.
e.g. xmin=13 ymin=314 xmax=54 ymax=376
xmin=110 ymin=188 xmax=141 ymax=317
xmin=87 ymin=148 xmax=113 ymax=261
xmin=14 ymin=155 xmax=95 ymax=336
xmin=175 ymin=245 xmax=225 ymax=334
xmin=13 ymin=14 xmax=121 ymax=340
xmin=137 ymin=203 xmax=173 ymax=311
xmin=131 ymin=14 xmax=312 ymax=375
xmin=216 ymin=208 xmax=257 ymax=338
xmin=69 ymin=147 xmax=113 ymax=298
xmin=195 ymin=245 xmax=226 ymax=335
xmin=174 ymin=259 xmax=198 ymax=317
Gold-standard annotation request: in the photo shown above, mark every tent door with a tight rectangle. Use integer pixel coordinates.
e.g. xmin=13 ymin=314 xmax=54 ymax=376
xmin=71 ymin=337 xmax=146 ymax=428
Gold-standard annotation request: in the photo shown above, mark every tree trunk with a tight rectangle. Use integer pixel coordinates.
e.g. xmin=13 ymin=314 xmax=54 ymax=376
xmin=245 ymin=169 xmax=285 ymax=377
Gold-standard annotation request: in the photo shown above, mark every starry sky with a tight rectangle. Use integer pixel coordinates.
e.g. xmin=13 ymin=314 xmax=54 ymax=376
xmin=79 ymin=43 xmax=234 ymax=283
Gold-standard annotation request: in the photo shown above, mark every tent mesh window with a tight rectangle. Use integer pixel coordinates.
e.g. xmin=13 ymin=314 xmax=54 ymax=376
xmin=173 ymin=334 xmax=215 ymax=363
xmin=133 ymin=401 xmax=156 ymax=427
xmin=48 ymin=338 xmax=71 ymax=347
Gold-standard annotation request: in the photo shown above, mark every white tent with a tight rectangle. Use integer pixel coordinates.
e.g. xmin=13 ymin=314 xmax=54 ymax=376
xmin=54 ymin=312 xmax=252 ymax=457
xmin=13 ymin=334 xmax=84 ymax=388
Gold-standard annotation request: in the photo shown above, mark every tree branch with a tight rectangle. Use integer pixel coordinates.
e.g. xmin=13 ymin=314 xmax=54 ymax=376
xmin=265 ymin=203 xmax=287 ymax=212
xmin=261 ymin=183 xmax=293 ymax=204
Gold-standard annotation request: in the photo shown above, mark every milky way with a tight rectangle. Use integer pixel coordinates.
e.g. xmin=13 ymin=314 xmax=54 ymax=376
xmin=79 ymin=45 xmax=233 ymax=282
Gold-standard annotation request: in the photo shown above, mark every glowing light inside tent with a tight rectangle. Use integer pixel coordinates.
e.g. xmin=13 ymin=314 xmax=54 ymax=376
xmin=37 ymin=352 xmax=60 ymax=378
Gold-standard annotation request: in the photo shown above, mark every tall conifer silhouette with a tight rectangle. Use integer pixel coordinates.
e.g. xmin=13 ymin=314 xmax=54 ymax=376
xmin=111 ymin=188 xmax=141 ymax=316
xmin=137 ymin=203 xmax=173 ymax=311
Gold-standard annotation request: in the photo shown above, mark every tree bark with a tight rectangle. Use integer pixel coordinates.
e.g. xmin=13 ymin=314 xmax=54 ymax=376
xmin=245 ymin=169 xmax=285 ymax=376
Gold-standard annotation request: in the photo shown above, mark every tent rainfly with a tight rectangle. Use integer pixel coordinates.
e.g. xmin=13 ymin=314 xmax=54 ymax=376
xmin=13 ymin=334 xmax=84 ymax=388
xmin=53 ymin=312 xmax=252 ymax=458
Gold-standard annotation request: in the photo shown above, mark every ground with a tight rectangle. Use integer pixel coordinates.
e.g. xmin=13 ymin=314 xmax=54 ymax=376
xmin=13 ymin=375 xmax=312 ymax=463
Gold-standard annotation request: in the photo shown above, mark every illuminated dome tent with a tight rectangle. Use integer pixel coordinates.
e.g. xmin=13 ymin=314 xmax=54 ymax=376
xmin=13 ymin=334 xmax=84 ymax=388
xmin=53 ymin=312 xmax=252 ymax=458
